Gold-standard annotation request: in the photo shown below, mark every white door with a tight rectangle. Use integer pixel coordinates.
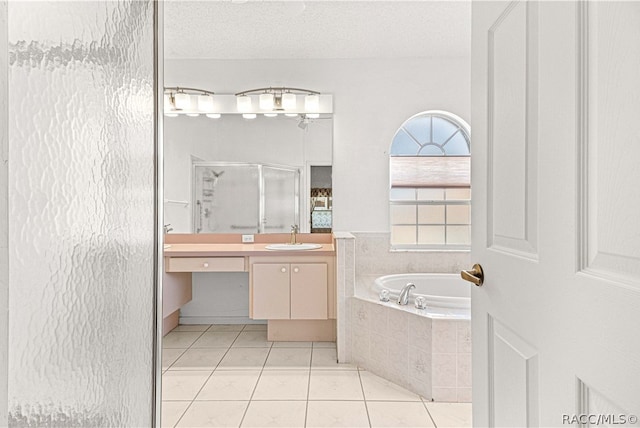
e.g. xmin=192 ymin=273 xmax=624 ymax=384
xmin=470 ymin=1 xmax=640 ymax=426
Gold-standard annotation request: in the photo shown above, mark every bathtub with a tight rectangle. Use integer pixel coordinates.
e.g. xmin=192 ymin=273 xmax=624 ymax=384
xmin=350 ymin=273 xmax=472 ymax=402
xmin=375 ymin=273 xmax=470 ymax=310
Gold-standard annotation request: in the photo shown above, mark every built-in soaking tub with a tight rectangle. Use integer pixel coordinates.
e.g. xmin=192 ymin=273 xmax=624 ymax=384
xmin=350 ymin=273 xmax=472 ymax=402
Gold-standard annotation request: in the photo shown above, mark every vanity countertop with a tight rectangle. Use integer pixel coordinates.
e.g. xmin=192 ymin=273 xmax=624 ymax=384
xmin=164 ymin=242 xmax=335 ymax=257
xmin=163 ymin=233 xmax=336 ymax=257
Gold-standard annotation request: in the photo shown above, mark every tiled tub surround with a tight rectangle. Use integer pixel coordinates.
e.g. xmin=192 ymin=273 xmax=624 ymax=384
xmin=350 ymin=288 xmax=472 ymax=403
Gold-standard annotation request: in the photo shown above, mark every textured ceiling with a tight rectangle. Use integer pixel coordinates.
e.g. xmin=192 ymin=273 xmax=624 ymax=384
xmin=164 ymin=1 xmax=471 ymax=59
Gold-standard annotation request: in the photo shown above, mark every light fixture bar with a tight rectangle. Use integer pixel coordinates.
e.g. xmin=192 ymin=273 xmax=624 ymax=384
xmin=234 ymin=87 xmax=320 ymax=97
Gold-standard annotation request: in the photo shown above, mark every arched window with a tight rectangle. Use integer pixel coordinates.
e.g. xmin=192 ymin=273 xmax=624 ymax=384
xmin=389 ymin=111 xmax=471 ymax=249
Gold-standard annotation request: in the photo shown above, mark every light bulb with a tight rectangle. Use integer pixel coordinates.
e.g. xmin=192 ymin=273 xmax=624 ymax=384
xmin=259 ymin=93 xmax=274 ymax=110
xmin=164 ymin=112 xmax=178 ymax=117
xmin=305 ymin=94 xmax=319 ymax=111
xmin=174 ymin=92 xmax=191 ymax=110
xmin=307 ymin=113 xmax=320 ymax=119
xmin=206 ymin=113 xmax=221 ymax=119
xmin=236 ymin=95 xmax=252 ymax=112
xmin=284 ymin=113 xmax=298 ymax=117
xmin=264 ymin=113 xmax=278 ymax=118
xmin=282 ymin=93 xmax=297 ymax=109
xmin=186 ymin=113 xmax=200 ymax=117
xmin=197 ymin=94 xmax=214 ymax=112
xmin=242 ymin=113 xmax=257 ymax=119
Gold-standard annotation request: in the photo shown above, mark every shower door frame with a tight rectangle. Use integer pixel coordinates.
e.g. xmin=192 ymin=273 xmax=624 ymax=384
xmin=191 ymin=161 xmax=301 ymax=234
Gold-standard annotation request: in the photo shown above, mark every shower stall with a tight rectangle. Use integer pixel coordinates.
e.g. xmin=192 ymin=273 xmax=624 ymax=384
xmin=193 ymin=162 xmax=300 ymax=233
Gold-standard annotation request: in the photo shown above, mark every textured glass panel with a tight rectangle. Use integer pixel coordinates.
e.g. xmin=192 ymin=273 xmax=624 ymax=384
xmin=194 ymin=164 xmax=259 ymax=233
xmin=447 ymin=205 xmax=471 ymax=224
xmin=418 ymin=226 xmax=445 ymax=245
xmin=417 ymin=188 xmax=445 ymax=201
xmin=447 ymin=226 xmax=471 ymax=245
xmin=403 ymin=115 xmax=432 ymax=144
xmin=390 ymin=188 xmax=416 ymax=201
xmin=8 ymin=1 xmax=155 ymax=426
xmin=446 ymin=188 xmax=471 ymax=200
xmin=390 ymin=129 xmax=420 ymax=155
xmin=391 ymin=226 xmax=417 ymax=245
xmin=418 ymin=205 xmax=445 ymax=224
xmin=263 ymin=166 xmax=299 ymax=233
xmin=390 ymin=205 xmax=416 ymax=224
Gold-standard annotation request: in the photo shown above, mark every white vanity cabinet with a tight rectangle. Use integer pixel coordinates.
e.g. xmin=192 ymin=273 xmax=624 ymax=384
xmin=250 ymin=262 xmax=328 ymax=320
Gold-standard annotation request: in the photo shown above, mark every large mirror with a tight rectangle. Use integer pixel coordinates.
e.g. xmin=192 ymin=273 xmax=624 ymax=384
xmin=164 ymin=113 xmax=332 ymax=233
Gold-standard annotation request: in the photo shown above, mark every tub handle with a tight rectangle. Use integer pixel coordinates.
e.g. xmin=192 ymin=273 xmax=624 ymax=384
xmin=461 ymin=264 xmax=484 ymax=286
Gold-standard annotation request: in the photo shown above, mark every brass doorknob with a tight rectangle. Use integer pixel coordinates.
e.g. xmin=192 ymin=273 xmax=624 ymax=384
xmin=461 ymin=264 xmax=484 ymax=286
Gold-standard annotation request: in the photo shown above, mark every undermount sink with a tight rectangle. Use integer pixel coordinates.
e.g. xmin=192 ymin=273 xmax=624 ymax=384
xmin=265 ymin=243 xmax=322 ymax=251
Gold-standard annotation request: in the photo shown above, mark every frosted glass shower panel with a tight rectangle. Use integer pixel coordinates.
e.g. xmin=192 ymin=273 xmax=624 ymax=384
xmin=263 ymin=166 xmax=300 ymax=232
xmin=194 ymin=164 xmax=260 ymax=233
xmin=7 ymin=1 xmax=156 ymax=426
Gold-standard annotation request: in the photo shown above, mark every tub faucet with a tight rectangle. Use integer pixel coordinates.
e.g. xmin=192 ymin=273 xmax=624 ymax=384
xmin=398 ymin=283 xmax=415 ymax=305
xmin=290 ymin=224 xmax=299 ymax=244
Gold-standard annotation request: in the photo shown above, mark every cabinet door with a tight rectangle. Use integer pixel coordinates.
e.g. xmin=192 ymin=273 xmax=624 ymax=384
xmin=290 ymin=263 xmax=328 ymax=320
xmin=252 ymin=263 xmax=290 ymax=319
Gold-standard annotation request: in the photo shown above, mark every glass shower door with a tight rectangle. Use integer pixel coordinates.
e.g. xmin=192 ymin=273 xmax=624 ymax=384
xmin=5 ymin=1 xmax=157 ymax=426
xmin=193 ymin=164 xmax=260 ymax=233
xmin=262 ymin=166 xmax=300 ymax=233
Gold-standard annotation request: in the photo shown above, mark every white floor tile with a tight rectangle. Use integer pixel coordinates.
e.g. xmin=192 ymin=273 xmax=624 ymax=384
xmin=360 ymin=371 xmax=421 ymax=401
xmin=425 ymin=402 xmax=473 ymax=428
xmin=217 ymin=347 xmax=270 ymax=369
xmin=233 ymin=330 xmax=272 ymax=347
xmin=191 ymin=331 xmax=240 ymax=348
xmin=272 ymin=341 xmax=312 ymax=348
xmin=367 ymin=401 xmax=435 ymax=427
xmin=264 ymin=348 xmax=312 ymax=369
xmin=169 ymin=348 xmax=227 ymax=371
xmin=252 ymin=370 xmax=310 ymax=400
xmin=160 ymin=401 xmax=190 ymax=428
xmin=313 ymin=341 xmax=337 ymax=348
xmin=208 ymin=324 xmax=245 ymax=332
xmin=240 ymin=400 xmax=307 ymax=427
xmin=196 ymin=370 xmax=261 ymax=400
xmin=172 ymin=324 xmax=211 ymax=332
xmin=162 ymin=371 xmax=211 ymax=401
xmin=306 ymin=401 xmax=370 ymax=428
xmin=163 ymin=331 xmax=202 ymax=349
xmin=308 ymin=370 xmax=364 ymax=400
xmin=243 ymin=324 xmax=268 ymax=331
xmin=311 ymin=347 xmax=357 ymax=370
xmin=162 ymin=348 xmax=186 ymax=370
xmin=175 ymin=401 xmax=248 ymax=428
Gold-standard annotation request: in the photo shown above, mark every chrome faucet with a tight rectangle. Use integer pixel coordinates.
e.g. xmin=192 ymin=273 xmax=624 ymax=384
xmin=397 ymin=283 xmax=415 ymax=305
xmin=290 ymin=224 xmax=299 ymax=245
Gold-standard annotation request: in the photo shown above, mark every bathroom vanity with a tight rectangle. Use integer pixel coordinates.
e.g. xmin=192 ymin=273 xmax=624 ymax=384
xmin=163 ymin=233 xmax=336 ymax=341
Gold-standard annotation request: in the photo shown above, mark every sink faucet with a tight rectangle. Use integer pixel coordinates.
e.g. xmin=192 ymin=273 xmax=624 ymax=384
xmin=290 ymin=224 xmax=299 ymax=244
xmin=398 ymin=283 xmax=415 ymax=305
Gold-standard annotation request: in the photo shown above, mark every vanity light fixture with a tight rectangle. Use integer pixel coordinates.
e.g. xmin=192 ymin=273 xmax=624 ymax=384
xmin=164 ymin=86 xmax=217 ymax=118
xmin=235 ymin=87 xmax=321 ymax=115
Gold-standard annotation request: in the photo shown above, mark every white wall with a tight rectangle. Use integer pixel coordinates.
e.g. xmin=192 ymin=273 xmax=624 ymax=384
xmin=165 ymin=57 xmax=470 ymax=233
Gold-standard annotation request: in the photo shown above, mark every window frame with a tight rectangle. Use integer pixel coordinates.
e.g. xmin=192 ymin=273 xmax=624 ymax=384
xmin=389 ymin=111 xmax=471 ymax=251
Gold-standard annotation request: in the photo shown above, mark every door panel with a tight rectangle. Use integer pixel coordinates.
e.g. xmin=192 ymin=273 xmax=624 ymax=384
xmin=472 ymin=1 xmax=640 ymax=426
xmin=251 ymin=263 xmax=290 ymax=319
xmin=290 ymin=263 xmax=328 ymax=320
xmin=488 ymin=0 xmax=539 ymax=258
xmin=580 ymin=2 xmax=640 ymax=283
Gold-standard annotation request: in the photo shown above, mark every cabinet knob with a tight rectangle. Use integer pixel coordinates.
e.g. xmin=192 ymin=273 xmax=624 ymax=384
xmin=281 ymin=267 xmax=287 ymax=273
xmin=293 ymin=267 xmax=299 ymax=273
xmin=203 ymin=263 xmax=209 ymax=268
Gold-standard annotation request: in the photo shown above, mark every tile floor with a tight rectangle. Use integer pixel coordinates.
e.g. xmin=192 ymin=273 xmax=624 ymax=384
xmin=162 ymin=324 xmax=472 ymax=428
